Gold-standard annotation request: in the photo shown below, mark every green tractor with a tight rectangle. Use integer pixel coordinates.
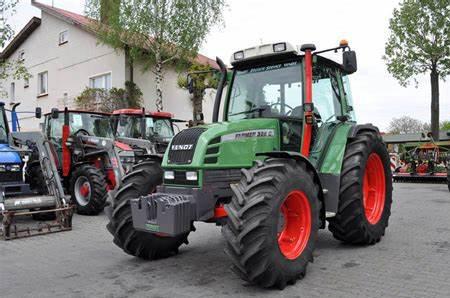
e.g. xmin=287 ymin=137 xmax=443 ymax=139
xmin=107 ymin=41 xmax=392 ymax=289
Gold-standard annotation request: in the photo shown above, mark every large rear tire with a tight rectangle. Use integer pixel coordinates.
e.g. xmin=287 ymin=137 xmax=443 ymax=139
xmin=107 ymin=161 xmax=190 ymax=259
xmin=222 ymin=158 xmax=320 ymax=289
xmin=328 ymin=130 xmax=392 ymax=244
xmin=70 ymin=165 xmax=108 ymax=215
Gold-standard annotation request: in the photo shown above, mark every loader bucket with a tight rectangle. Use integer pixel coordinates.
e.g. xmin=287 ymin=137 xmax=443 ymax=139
xmin=1 ymin=205 xmax=73 ymax=240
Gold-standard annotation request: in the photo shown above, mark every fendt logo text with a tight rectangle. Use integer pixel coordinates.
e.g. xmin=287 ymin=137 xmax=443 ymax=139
xmin=171 ymin=144 xmax=194 ymax=151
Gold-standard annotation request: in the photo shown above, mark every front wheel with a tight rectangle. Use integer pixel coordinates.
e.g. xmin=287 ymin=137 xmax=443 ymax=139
xmin=107 ymin=161 xmax=190 ymax=259
xmin=222 ymin=158 xmax=320 ymax=289
xmin=328 ymin=130 xmax=392 ymax=244
xmin=70 ymin=165 xmax=108 ymax=215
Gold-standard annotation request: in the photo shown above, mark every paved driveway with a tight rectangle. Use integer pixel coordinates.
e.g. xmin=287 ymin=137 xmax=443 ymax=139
xmin=0 ymin=183 xmax=449 ymax=298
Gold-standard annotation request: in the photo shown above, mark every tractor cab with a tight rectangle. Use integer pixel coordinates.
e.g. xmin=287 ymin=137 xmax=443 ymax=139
xmin=110 ymin=109 xmax=175 ymax=166
xmin=44 ymin=109 xmax=114 ymax=146
xmin=224 ymin=41 xmax=356 ymax=160
xmin=111 ymin=109 xmax=175 ymax=154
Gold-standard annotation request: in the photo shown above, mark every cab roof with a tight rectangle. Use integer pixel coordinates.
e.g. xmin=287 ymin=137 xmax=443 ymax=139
xmin=44 ymin=110 xmax=111 ymax=117
xmin=230 ymin=41 xmax=349 ymax=73
xmin=112 ymin=109 xmax=173 ymax=119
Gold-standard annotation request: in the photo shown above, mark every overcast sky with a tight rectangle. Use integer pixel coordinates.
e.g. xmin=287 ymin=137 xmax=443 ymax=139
xmin=8 ymin=0 xmax=450 ymax=131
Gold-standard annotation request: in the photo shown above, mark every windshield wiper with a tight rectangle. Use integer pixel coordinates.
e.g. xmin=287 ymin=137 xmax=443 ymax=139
xmin=229 ymin=107 xmax=267 ymax=117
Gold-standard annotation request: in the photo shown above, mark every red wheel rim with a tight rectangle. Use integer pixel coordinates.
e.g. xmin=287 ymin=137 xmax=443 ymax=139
xmin=363 ymin=153 xmax=386 ymax=225
xmin=80 ymin=184 xmax=90 ymax=197
xmin=277 ymin=190 xmax=312 ymax=260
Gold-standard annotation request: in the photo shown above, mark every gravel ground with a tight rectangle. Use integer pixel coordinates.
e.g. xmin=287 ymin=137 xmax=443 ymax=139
xmin=0 ymin=183 xmax=449 ymax=298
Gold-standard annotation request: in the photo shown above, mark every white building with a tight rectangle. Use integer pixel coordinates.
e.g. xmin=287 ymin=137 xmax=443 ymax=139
xmin=0 ymin=1 xmax=219 ymax=130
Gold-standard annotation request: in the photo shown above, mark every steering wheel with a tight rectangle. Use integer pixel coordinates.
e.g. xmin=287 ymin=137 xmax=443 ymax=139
xmin=73 ymin=128 xmax=91 ymax=137
xmin=270 ymin=102 xmax=294 ymax=116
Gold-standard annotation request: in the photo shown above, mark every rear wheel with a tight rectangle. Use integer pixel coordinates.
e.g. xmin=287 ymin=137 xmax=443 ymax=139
xmin=70 ymin=165 xmax=108 ymax=215
xmin=107 ymin=161 xmax=190 ymax=259
xmin=222 ymin=158 xmax=320 ymax=289
xmin=328 ymin=130 xmax=392 ymax=244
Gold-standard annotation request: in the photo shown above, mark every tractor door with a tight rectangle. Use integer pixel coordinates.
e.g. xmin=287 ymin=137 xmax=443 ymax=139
xmin=45 ymin=114 xmax=65 ymax=167
xmin=309 ymin=60 xmax=354 ymax=167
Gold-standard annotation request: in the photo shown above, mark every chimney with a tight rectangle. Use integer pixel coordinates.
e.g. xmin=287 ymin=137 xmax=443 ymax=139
xmin=100 ymin=0 xmax=120 ymax=24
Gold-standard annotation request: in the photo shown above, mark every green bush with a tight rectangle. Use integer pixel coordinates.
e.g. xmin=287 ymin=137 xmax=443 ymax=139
xmin=75 ymin=81 xmax=143 ymax=112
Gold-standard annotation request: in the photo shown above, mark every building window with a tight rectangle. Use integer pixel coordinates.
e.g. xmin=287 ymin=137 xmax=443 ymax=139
xmin=59 ymin=30 xmax=69 ymax=45
xmin=10 ymin=82 xmax=15 ymax=102
xmin=89 ymin=72 xmax=112 ymax=90
xmin=18 ymin=50 xmax=25 ymax=61
xmin=24 ymin=77 xmax=29 ymax=88
xmin=38 ymin=71 xmax=48 ymax=96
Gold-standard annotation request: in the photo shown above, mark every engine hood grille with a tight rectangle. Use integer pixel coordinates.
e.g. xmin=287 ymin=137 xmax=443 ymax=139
xmin=168 ymin=127 xmax=206 ymax=164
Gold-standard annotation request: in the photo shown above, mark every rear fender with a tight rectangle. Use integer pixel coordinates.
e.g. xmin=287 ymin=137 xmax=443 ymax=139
xmin=348 ymin=124 xmax=379 ymax=139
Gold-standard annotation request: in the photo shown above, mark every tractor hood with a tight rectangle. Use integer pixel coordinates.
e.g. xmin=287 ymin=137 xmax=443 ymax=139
xmin=0 ymin=143 xmax=22 ymax=164
xmin=163 ymin=118 xmax=280 ymax=169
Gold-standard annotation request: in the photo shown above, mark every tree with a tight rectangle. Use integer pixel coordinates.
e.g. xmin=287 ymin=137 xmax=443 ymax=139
xmin=384 ymin=0 xmax=450 ymax=141
xmin=177 ymin=63 xmax=219 ymax=125
xmin=0 ymin=0 xmax=30 ymax=96
xmin=75 ymin=81 xmax=143 ymax=112
xmin=85 ymin=0 xmax=225 ymax=112
xmin=387 ymin=116 xmax=427 ymax=134
xmin=440 ymin=120 xmax=450 ymax=131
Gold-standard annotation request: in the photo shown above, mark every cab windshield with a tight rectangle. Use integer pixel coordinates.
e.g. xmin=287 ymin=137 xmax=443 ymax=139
xmin=48 ymin=112 xmax=114 ymax=139
xmin=115 ymin=116 xmax=174 ymax=140
xmin=227 ymin=60 xmax=303 ymax=121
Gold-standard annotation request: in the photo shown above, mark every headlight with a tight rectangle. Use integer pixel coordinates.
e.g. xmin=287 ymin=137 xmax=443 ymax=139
xmin=0 ymin=165 xmax=5 ymax=172
xmin=164 ymin=171 xmax=175 ymax=180
xmin=186 ymin=171 xmax=198 ymax=181
xmin=233 ymin=51 xmax=244 ymax=60
xmin=273 ymin=42 xmax=286 ymax=52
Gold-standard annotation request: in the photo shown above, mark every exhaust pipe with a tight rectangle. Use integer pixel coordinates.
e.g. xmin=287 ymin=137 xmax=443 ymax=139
xmin=212 ymin=57 xmax=227 ymax=123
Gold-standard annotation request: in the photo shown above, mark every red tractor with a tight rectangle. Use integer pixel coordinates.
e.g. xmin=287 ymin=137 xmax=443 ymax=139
xmin=111 ymin=109 xmax=176 ymax=169
xmin=41 ymin=108 xmax=131 ymax=215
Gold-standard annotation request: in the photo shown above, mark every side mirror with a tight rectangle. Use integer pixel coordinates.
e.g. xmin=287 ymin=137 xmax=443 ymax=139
xmin=51 ymin=108 xmax=59 ymax=119
xmin=35 ymin=107 xmax=42 ymax=119
xmin=187 ymin=76 xmax=194 ymax=94
xmin=343 ymin=50 xmax=357 ymax=74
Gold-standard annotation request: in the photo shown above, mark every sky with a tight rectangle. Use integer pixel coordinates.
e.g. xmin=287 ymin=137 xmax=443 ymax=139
xmin=7 ymin=0 xmax=450 ymax=131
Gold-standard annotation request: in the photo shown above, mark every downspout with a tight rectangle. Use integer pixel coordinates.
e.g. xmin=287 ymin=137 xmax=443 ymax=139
xmin=212 ymin=57 xmax=227 ymax=123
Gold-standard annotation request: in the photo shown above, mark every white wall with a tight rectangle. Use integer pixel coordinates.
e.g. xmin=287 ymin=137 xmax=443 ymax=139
xmin=134 ymin=65 xmax=219 ymax=125
xmin=2 ymin=12 xmax=126 ymax=130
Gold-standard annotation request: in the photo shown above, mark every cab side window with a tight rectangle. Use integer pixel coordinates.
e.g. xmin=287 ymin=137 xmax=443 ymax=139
xmin=342 ymin=75 xmax=356 ymax=120
xmin=312 ymin=65 xmax=342 ymax=125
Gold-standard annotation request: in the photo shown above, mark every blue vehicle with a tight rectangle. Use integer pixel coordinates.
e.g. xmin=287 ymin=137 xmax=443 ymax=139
xmin=0 ymin=102 xmax=73 ymax=240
